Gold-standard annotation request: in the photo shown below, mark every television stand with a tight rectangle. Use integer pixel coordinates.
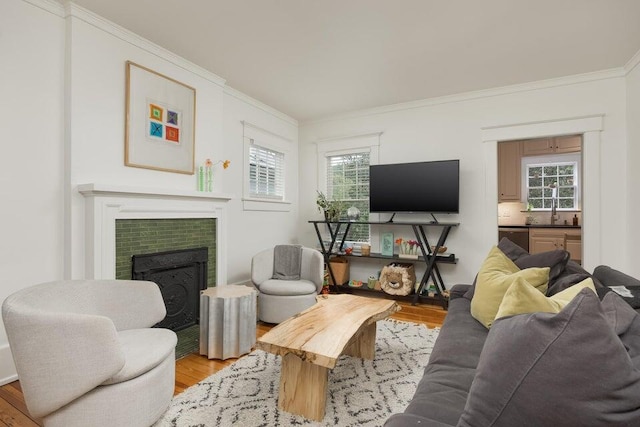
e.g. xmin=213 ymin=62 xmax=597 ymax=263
xmin=309 ymin=220 xmax=459 ymax=308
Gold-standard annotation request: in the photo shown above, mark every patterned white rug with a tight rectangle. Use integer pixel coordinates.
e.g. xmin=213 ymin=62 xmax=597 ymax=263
xmin=155 ymin=319 xmax=439 ymax=427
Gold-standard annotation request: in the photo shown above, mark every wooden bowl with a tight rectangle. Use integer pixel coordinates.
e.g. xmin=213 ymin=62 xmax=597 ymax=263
xmin=430 ymin=246 xmax=447 ymax=254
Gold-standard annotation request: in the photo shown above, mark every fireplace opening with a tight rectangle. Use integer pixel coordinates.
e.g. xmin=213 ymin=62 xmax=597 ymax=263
xmin=132 ymin=247 xmax=208 ymax=332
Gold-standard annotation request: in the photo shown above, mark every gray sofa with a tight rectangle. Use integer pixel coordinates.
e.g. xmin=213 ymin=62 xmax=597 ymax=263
xmin=386 ymin=240 xmax=640 ymax=427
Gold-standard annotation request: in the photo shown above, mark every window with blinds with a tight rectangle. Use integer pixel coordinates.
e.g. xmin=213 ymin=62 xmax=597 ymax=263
xmin=249 ymin=141 xmax=285 ymax=200
xmin=327 ymin=152 xmax=370 ymax=242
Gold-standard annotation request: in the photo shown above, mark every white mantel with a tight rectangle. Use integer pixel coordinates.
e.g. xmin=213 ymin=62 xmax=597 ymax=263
xmin=78 ymin=183 xmax=232 ymax=284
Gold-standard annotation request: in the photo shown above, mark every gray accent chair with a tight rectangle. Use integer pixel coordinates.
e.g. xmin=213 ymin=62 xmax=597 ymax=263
xmin=2 ymin=280 xmax=177 ymax=427
xmin=251 ymin=247 xmax=324 ymax=323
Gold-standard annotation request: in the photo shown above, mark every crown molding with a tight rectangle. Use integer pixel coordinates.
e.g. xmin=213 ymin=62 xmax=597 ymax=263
xmin=624 ymin=48 xmax=640 ymax=75
xmin=304 ymin=68 xmax=625 ymax=125
xmin=226 ymin=86 xmax=297 ymax=126
xmin=63 ymin=2 xmax=226 ymax=87
xmin=22 ymin=0 xmax=64 ymax=16
xmin=315 ymin=131 xmax=383 ymax=144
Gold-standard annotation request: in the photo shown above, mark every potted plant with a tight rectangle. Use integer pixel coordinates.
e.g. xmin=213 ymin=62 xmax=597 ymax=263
xmin=316 ymin=191 xmax=343 ymax=221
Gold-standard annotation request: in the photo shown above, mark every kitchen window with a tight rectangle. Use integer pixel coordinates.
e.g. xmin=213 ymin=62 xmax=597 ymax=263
xmin=526 ymin=161 xmax=578 ymax=210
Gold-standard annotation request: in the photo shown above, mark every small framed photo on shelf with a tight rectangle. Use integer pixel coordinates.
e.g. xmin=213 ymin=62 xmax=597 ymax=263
xmin=380 ymin=232 xmax=394 ymax=256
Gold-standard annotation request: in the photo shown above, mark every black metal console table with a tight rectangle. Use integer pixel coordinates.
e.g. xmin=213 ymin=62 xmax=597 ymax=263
xmin=309 ymin=220 xmax=459 ymax=307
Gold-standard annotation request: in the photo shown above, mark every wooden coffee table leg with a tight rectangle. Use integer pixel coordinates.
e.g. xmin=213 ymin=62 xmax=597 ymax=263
xmin=344 ymin=322 xmax=377 ymax=360
xmin=278 ymin=353 xmax=329 ymax=421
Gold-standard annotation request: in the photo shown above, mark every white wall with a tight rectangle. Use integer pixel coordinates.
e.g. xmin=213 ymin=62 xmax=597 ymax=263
xmin=64 ymin=5 xmax=298 ymax=282
xmin=626 ymin=55 xmax=640 ymax=278
xmin=299 ymin=76 xmax=629 ymax=287
xmin=0 ymin=0 xmax=65 ymax=384
xmin=0 ymin=0 xmax=298 ymax=384
xmin=222 ymin=90 xmax=299 ymax=284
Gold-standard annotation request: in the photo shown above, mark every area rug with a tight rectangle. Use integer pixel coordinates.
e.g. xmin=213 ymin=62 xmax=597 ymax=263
xmin=155 ymin=319 xmax=439 ymax=427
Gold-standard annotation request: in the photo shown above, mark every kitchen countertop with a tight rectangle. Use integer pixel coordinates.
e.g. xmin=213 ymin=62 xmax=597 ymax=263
xmin=498 ymin=224 xmax=581 ymax=229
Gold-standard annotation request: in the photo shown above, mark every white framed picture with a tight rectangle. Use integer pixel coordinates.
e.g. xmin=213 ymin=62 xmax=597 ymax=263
xmin=125 ymin=61 xmax=196 ymax=174
xmin=380 ymin=232 xmax=394 ymax=256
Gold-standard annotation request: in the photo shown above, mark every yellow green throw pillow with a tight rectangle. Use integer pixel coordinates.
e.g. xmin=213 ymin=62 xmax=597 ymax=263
xmin=496 ymin=277 xmax=596 ymax=320
xmin=470 ymin=246 xmax=549 ymax=328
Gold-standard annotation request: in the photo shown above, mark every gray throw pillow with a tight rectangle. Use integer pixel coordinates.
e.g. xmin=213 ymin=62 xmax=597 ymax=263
xmin=545 ymin=272 xmax=592 ymax=296
xmin=458 ymin=289 xmax=640 ymax=427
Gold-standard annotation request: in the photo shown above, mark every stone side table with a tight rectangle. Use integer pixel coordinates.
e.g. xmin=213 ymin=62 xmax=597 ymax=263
xmin=199 ymin=285 xmax=257 ymax=360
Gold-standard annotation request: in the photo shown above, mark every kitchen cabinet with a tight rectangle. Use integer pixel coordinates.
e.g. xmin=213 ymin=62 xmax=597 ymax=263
xmin=554 ymin=135 xmax=582 ymax=153
xmin=529 ymin=228 xmax=581 ymax=263
xmin=521 ymin=135 xmax=582 ymax=156
xmin=498 ymin=141 xmax=521 ymax=202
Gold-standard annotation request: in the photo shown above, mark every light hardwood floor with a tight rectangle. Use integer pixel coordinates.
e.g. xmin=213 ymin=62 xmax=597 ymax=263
xmin=0 ymin=300 xmax=447 ymax=427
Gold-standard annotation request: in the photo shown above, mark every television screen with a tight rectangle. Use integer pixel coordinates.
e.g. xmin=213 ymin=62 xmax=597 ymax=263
xmin=369 ymin=160 xmax=459 ymax=213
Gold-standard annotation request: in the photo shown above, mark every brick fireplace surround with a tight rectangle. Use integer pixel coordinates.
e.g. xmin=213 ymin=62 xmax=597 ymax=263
xmin=78 ymin=184 xmax=231 ymax=283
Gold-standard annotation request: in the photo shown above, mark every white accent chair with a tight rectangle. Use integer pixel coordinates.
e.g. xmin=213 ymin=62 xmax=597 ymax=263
xmin=1 ymin=280 xmax=177 ymax=427
xmin=251 ymin=247 xmax=324 ymax=323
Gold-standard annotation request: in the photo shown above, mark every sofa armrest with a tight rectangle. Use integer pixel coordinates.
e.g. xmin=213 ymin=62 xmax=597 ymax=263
xmin=301 ymin=248 xmax=324 ymax=293
xmin=385 ymin=413 xmax=456 ymax=427
xmin=594 ymin=265 xmax=640 ymax=288
xmin=88 ymin=280 xmax=167 ymax=330
xmin=251 ymin=248 xmax=275 ymax=287
xmin=449 ymin=284 xmax=471 ymax=300
xmin=2 ymin=309 xmax=125 ymax=418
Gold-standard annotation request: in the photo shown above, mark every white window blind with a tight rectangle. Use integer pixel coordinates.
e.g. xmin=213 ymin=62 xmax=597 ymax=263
xmin=249 ymin=141 xmax=285 ymax=200
xmin=326 ymin=152 xmax=370 ymax=242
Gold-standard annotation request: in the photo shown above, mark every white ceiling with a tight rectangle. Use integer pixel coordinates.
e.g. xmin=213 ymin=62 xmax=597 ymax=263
xmin=71 ymin=0 xmax=640 ymax=122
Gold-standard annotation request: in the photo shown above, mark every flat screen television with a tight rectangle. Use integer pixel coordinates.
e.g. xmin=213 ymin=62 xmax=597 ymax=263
xmin=369 ymin=160 xmax=459 ymax=215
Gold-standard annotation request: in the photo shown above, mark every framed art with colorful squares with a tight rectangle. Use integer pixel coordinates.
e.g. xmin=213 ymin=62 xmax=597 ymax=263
xmin=125 ymin=61 xmax=196 ymax=174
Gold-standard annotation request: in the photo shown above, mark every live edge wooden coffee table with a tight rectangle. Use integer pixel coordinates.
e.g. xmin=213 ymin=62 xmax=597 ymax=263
xmin=256 ymin=294 xmax=400 ymax=421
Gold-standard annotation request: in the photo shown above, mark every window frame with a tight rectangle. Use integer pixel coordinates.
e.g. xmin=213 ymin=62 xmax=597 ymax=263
xmin=242 ymin=121 xmax=292 ymax=212
xmin=249 ymin=142 xmax=285 ymax=200
xmin=316 ymin=132 xmax=381 ymax=245
xmin=521 ymin=153 xmax=581 ymax=211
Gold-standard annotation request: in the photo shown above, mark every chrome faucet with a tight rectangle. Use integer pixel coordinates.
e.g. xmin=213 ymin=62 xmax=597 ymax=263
xmin=550 ymin=183 xmax=558 ymax=225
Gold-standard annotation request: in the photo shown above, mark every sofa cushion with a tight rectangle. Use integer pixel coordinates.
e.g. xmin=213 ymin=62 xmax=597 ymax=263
xmin=103 ymin=328 xmax=177 ymax=385
xmin=257 ymin=278 xmax=317 ymax=296
xmin=458 ymin=289 xmax=640 ymax=427
xmin=495 ymin=277 xmax=595 ymax=319
xmin=464 ymin=238 xmax=567 ymax=300
xmin=396 ymin=296 xmax=488 ymax=426
xmin=470 ymin=246 xmax=549 ymax=328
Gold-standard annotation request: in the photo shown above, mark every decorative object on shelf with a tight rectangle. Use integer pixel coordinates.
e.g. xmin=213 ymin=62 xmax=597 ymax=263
xmin=346 ymin=206 xmax=360 ymax=221
xmin=380 ymin=232 xmax=394 ymax=256
xmin=321 ymin=271 xmax=330 ymax=294
xmin=525 ymin=201 xmax=535 ymax=225
xmin=344 ymin=247 xmax=353 ymax=255
xmin=396 ymin=238 xmax=419 ymax=259
xmin=348 ymin=279 xmax=363 ymax=288
xmin=316 ymin=191 xmax=343 ymax=221
xmin=430 ymin=246 xmax=447 ymax=254
xmin=125 ymin=61 xmax=196 ymax=174
xmin=380 ymin=263 xmax=416 ymax=296
xmin=197 ymin=158 xmax=230 ymax=191
xmin=361 ymin=243 xmax=371 ymax=256
xmin=367 ymin=275 xmax=377 ymax=289
xmin=328 ymin=257 xmax=350 ymax=285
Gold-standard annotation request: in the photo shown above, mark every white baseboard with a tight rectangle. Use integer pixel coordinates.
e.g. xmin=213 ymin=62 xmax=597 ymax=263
xmin=0 ymin=344 xmax=17 ymax=386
